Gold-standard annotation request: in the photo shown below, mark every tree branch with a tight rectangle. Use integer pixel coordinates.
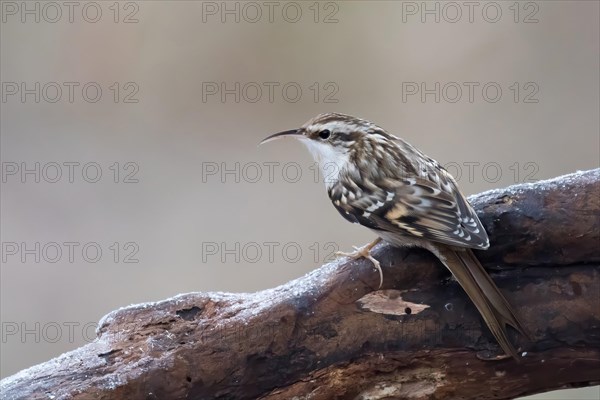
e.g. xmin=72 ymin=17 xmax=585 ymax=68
xmin=2 ymin=169 xmax=599 ymax=400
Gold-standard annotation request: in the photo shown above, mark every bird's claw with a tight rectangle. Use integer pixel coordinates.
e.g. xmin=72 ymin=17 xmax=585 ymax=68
xmin=336 ymin=244 xmax=383 ymax=289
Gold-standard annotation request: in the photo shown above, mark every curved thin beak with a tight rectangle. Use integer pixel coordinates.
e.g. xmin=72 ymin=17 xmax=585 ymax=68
xmin=259 ymin=129 xmax=302 ymax=145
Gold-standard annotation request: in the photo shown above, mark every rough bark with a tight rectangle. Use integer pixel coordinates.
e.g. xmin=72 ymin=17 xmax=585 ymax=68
xmin=1 ymin=169 xmax=599 ymax=400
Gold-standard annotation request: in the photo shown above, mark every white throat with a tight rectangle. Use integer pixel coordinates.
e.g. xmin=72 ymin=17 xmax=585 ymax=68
xmin=300 ymin=139 xmax=350 ymax=189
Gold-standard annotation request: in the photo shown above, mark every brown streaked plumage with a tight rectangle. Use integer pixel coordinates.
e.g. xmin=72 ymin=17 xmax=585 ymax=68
xmin=261 ymin=112 xmax=529 ymax=360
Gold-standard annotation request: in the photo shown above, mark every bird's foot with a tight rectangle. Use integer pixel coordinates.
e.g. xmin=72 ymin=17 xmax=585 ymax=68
xmin=336 ymin=238 xmax=383 ymax=288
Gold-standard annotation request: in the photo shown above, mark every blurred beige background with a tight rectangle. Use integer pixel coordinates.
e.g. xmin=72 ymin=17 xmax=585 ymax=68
xmin=1 ymin=1 xmax=599 ymax=399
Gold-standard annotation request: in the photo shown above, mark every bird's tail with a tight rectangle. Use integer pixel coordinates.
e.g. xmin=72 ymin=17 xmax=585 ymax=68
xmin=436 ymin=245 xmax=529 ymax=360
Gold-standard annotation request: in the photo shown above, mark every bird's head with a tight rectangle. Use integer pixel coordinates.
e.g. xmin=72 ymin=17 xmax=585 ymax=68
xmin=261 ymin=113 xmax=399 ymax=185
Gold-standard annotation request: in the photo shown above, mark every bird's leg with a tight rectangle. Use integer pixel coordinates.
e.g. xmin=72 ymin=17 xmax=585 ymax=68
xmin=336 ymin=237 xmax=383 ymax=288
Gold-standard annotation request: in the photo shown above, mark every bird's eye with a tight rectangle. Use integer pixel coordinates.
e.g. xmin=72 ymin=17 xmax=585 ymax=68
xmin=318 ymin=129 xmax=331 ymax=140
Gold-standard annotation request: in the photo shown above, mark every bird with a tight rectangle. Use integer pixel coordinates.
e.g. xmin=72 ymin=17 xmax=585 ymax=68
xmin=260 ymin=112 xmax=528 ymax=360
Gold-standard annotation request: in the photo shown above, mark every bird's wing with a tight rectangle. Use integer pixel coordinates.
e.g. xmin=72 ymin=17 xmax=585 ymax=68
xmin=329 ymin=169 xmax=489 ymax=250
